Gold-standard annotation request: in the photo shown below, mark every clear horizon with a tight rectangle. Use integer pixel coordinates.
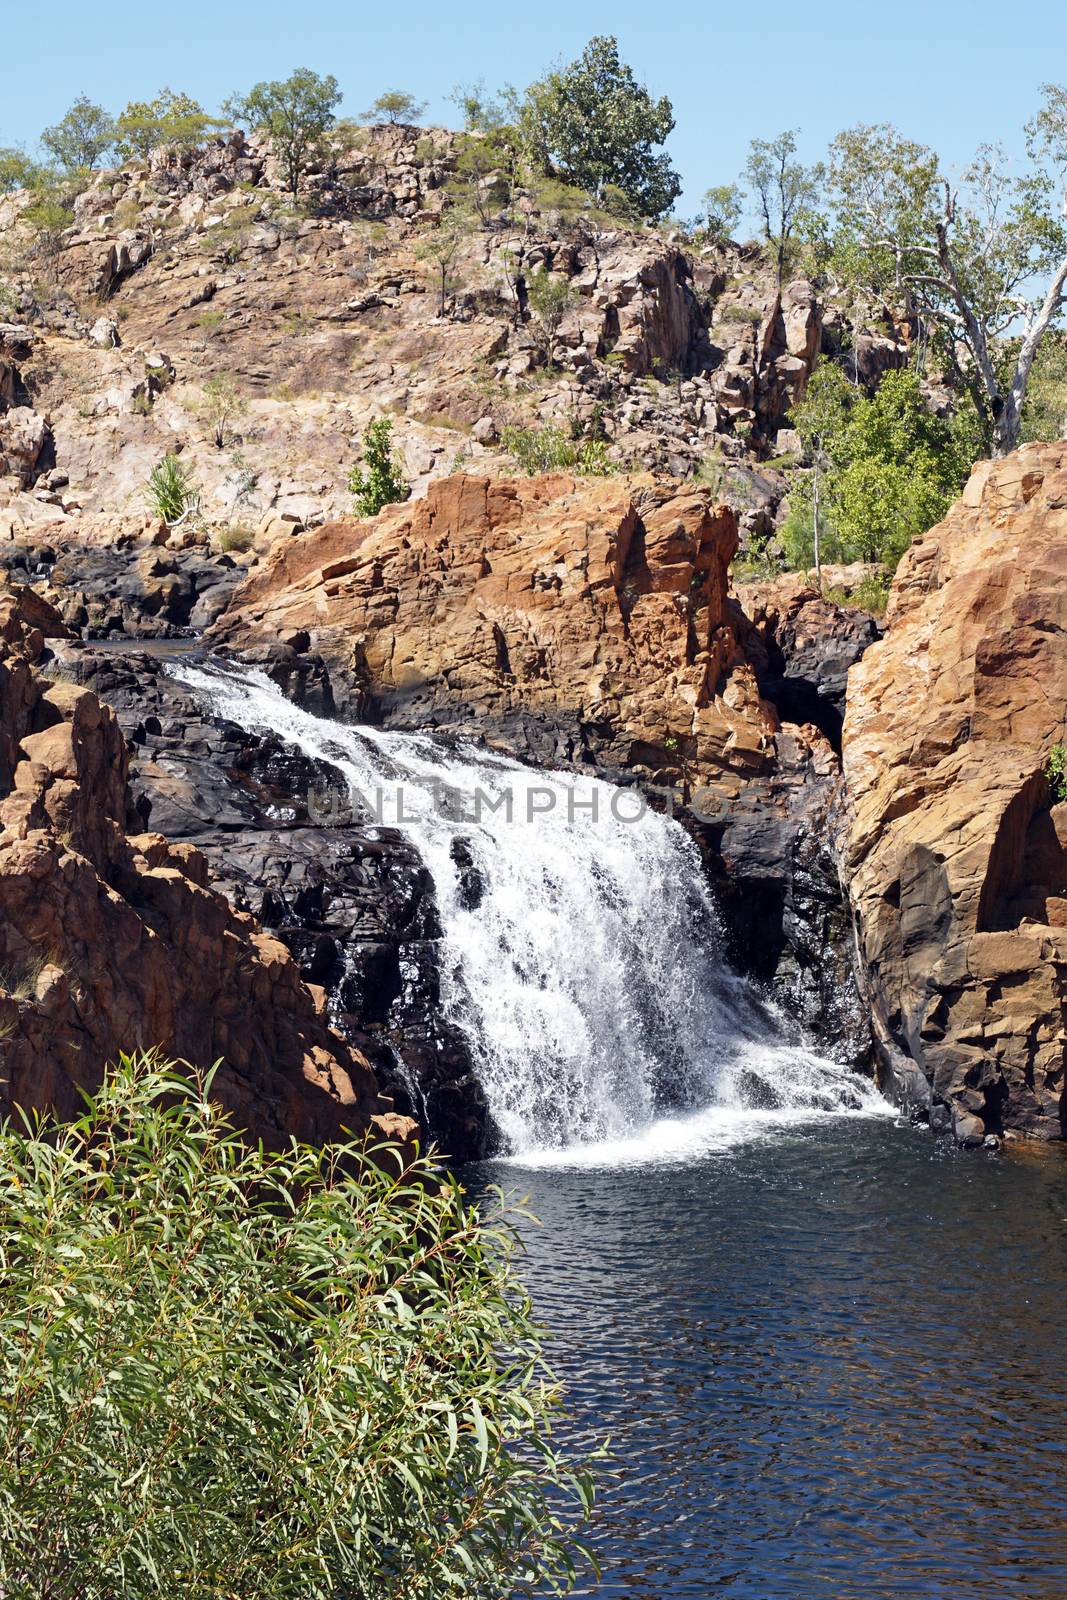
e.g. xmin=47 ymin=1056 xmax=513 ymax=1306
xmin=4 ymin=0 xmax=1062 ymax=220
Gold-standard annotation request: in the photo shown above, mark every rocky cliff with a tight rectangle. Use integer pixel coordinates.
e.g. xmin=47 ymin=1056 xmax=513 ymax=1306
xmin=0 ymin=586 xmax=409 ymax=1151
xmin=843 ymin=444 xmax=1067 ymax=1142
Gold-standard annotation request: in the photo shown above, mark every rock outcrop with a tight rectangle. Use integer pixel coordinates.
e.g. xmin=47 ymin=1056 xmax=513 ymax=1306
xmin=214 ymin=472 xmax=775 ymax=782
xmin=0 ymin=125 xmax=910 ymax=538
xmin=738 ymin=569 xmax=882 ymax=746
xmin=0 ymin=586 xmax=408 ymax=1151
xmin=843 ymin=444 xmax=1067 ymax=1140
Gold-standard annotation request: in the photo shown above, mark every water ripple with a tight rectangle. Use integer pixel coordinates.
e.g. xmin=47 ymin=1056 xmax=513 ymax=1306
xmin=477 ymin=1120 xmax=1067 ymax=1599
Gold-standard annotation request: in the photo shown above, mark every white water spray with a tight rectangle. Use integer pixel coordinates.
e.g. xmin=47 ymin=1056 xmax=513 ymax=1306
xmin=172 ymin=661 xmax=886 ymax=1156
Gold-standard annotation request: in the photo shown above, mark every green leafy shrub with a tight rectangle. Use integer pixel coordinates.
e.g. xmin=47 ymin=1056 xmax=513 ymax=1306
xmin=1046 ymin=744 xmax=1067 ymax=804
xmin=526 ymin=269 xmax=576 ymax=355
xmin=198 ymin=372 xmax=247 ymax=448
xmin=20 ymin=174 xmax=75 ymax=271
xmin=501 ymin=425 xmax=614 ymax=477
xmin=113 ymin=89 xmax=221 ymax=161
xmin=348 ymin=416 xmax=409 ymax=516
xmin=824 ymin=572 xmax=892 ymax=617
xmin=785 ymin=365 xmax=979 ymax=571
xmin=0 ymin=147 xmax=43 ymax=194
xmin=0 ymin=1054 xmax=594 ymax=1598
xmin=699 ymin=183 xmax=743 ymax=243
xmin=145 ymin=452 xmax=197 ymax=522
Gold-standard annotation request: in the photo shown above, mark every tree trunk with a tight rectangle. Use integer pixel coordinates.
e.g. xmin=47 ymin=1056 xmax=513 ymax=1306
xmin=992 ymin=396 xmax=1022 ymax=458
xmin=812 ymin=459 xmax=822 ymax=591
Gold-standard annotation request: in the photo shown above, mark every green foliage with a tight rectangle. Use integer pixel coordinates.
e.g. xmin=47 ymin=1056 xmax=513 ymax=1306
xmin=0 ymin=1054 xmax=594 ymax=1599
xmin=448 ymin=80 xmax=511 ymax=133
xmin=20 ymin=173 xmax=75 ymax=267
xmin=451 ymin=130 xmax=516 ymax=224
xmin=501 ymin=424 xmax=614 ymax=477
xmin=362 ymin=90 xmax=427 ymax=125
xmin=744 ymin=129 xmax=825 ymax=286
xmin=826 ymin=123 xmax=940 ymax=307
xmin=414 ymin=210 xmax=469 ymax=315
xmin=824 ymin=572 xmax=892 ymax=617
xmin=113 ymin=88 xmax=222 ymax=161
xmin=1047 ymin=745 xmax=1067 ymax=804
xmin=225 ymin=68 xmax=341 ymax=198
xmin=526 ymin=268 xmax=576 ymax=353
xmin=40 ymin=95 xmax=115 ymax=172
xmin=348 ymin=416 xmax=408 ymax=516
xmin=0 ymin=147 xmax=43 ymax=194
xmin=784 ymin=365 xmax=976 ymax=569
xmin=198 ymin=373 xmax=247 ymax=449
xmin=827 ymin=95 xmax=1067 ymax=454
xmin=519 ymin=35 xmax=680 ymax=219
xmin=1012 ymin=330 xmax=1067 ymax=443
xmin=145 ymin=451 xmax=198 ymax=522
xmin=700 ymin=183 xmax=743 ymax=243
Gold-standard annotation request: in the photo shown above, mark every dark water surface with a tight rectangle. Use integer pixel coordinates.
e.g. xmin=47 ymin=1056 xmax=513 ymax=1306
xmin=478 ymin=1115 xmax=1067 ymax=1599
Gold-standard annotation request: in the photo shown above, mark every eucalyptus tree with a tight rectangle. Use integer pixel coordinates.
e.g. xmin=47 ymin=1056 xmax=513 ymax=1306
xmin=519 ymin=35 xmax=681 ymax=218
xmin=828 ymin=86 xmax=1067 ymax=456
xmin=744 ymin=129 xmax=825 ymax=288
xmin=700 ymin=183 xmax=744 ymax=243
xmin=362 ymin=89 xmax=427 ymax=125
xmin=40 ymin=94 xmax=115 ymax=171
xmin=225 ymin=68 xmax=341 ymax=200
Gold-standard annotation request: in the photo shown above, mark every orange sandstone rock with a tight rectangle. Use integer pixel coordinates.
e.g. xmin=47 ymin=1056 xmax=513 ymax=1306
xmin=843 ymin=443 xmax=1067 ymax=1138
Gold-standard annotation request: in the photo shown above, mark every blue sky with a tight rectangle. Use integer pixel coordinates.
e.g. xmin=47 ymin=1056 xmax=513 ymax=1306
xmin=3 ymin=0 xmax=1062 ymax=216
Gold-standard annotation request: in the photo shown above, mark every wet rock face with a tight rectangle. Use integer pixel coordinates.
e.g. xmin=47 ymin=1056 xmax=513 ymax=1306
xmin=0 ymin=590 xmax=402 ymax=1152
xmin=64 ymin=647 xmax=489 ymax=1160
xmin=843 ymin=444 xmax=1067 ymax=1139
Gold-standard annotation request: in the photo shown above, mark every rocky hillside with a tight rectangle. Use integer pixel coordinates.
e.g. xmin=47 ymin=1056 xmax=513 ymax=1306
xmin=0 ymin=124 xmax=909 ymax=551
xmin=843 ymin=443 xmax=1067 ymax=1142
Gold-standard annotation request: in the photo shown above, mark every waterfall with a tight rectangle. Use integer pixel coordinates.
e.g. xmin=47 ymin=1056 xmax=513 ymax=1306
xmin=171 ymin=661 xmax=886 ymax=1158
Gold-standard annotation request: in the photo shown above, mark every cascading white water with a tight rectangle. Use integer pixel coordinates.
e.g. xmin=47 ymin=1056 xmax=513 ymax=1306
xmin=171 ymin=661 xmax=887 ymax=1157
